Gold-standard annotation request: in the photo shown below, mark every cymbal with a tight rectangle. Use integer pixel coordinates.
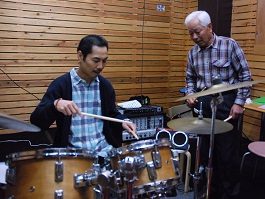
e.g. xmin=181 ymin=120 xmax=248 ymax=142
xmin=167 ymin=117 xmax=233 ymax=135
xmin=175 ymin=80 xmax=264 ymax=102
xmin=0 ymin=113 xmax=41 ymax=133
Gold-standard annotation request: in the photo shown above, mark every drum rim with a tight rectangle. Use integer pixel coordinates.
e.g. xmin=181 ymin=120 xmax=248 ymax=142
xmin=6 ymin=148 xmax=96 ymax=162
xmin=108 ymin=139 xmax=171 ymax=157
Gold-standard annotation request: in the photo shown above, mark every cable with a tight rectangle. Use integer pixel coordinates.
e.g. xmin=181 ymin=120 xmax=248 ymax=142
xmin=140 ymin=0 xmax=146 ymax=104
xmin=0 ymin=68 xmax=40 ymax=100
xmin=0 ymin=140 xmax=52 ymax=147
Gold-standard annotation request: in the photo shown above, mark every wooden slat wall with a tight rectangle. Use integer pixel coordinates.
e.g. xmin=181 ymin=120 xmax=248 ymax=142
xmin=231 ymin=0 xmax=265 ymax=141
xmin=2 ymin=0 xmax=263 ymax=140
xmin=0 ymin=0 xmax=196 ymax=134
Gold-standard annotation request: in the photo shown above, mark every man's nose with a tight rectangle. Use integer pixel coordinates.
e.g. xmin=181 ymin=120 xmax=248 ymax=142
xmin=97 ymin=61 xmax=104 ymax=69
xmin=191 ymin=33 xmax=198 ymax=39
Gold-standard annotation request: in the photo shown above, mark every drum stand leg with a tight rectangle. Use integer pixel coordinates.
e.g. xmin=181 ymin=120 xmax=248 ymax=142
xmin=192 ymin=102 xmax=204 ymax=199
xmin=192 ymin=135 xmax=203 ymax=199
xmin=192 ymin=96 xmax=220 ymax=199
xmin=124 ymin=156 xmax=137 ymax=199
xmin=205 ymin=97 xmax=218 ymax=199
xmin=126 ymin=181 xmax=133 ymax=199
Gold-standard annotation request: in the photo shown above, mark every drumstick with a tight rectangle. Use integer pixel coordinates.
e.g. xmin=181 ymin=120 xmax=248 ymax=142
xmin=223 ymin=108 xmax=245 ymax=122
xmin=81 ymin=112 xmax=139 ymax=140
xmin=224 ymin=115 xmax=232 ymax=122
xmin=195 ymin=87 xmax=207 ymax=102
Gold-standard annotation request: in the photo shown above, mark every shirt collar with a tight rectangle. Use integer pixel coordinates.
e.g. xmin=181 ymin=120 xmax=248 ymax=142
xmin=197 ymin=33 xmax=217 ymax=52
xmin=70 ymin=67 xmax=99 ymax=86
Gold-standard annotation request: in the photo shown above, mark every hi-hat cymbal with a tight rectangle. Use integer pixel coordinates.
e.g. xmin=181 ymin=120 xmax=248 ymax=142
xmin=175 ymin=80 xmax=264 ymax=102
xmin=0 ymin=113 xmax=41 ymax=133
xmin=167 ymin=117 xmax=233 ymax=135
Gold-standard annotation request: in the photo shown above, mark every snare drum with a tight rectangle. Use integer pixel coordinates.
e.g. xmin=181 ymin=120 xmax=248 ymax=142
xmin=108 ymin=139 xmax=180 ymax=197
xmin=5 ymin=148 xmax=100 ymax=199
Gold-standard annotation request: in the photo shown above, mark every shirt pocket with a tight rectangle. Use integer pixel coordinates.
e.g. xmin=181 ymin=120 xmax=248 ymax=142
xmin=212 ymin=59 xmax=231 ymax=81
xmin=212 ymin=59 xmax=230 ymax=68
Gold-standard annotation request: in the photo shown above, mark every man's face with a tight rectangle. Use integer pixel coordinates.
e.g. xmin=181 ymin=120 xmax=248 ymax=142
xmin=77 ymin=46 xmax=108 ymax=82
xmin=187 ymin=19 xmax=213 ymax=49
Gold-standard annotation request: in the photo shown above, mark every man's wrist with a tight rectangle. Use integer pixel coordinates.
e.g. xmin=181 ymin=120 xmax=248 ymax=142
xmin=54 ymin=98 xmax=62 ymax=110
xmin=234 ymin=103 xmax=244 ymax=108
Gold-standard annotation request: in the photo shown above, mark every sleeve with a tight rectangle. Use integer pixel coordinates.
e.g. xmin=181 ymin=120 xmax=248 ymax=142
xmin=30 ymin=77 xmax=65 ymax=130
xmin=231 ymin=41 xmax=252 ymax=106
xmin=186 ymin=50 xmax=197 ymax=95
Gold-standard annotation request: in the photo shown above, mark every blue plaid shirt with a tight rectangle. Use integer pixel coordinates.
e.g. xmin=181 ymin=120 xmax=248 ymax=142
xmin=69 ymin=68 xmax=112 ymax=156
xmin=186 ymin=33 xmax=251 ymax=106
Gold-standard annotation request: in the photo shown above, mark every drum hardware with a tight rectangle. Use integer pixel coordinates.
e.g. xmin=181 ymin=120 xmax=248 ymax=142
xmin=170 ymin=151 xmax=181 ymax=179
xmin=54 ymin=189 xmax=63 ymax=199
xmin=5 ymin=167 xmax=15 ymax=186
xmin=171 ymin=79 xmax=264 ymax=199
xmin=55 ymin=161 xmax=64 ymax=182
xmin=123 ymin=156 xmax=137 ymax=199
xmin=151 ymin=144 xmax=162 ymax=169
xmin=97 ymin=170 xmax=112 ymax=199
xmin=146 ymin=162 xmax=157 ymax=180
xmin=167 ymin=103 xmax=234 ymax=199
xmin=74 ymin=163 xmax=100 ymax=188
xmin=107 ymin=139 xmax=180 ymax=198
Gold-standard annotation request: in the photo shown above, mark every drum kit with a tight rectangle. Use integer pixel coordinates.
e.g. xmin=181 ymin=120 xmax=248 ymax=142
xmin=0 ymin=80 xmax=264 ymax=199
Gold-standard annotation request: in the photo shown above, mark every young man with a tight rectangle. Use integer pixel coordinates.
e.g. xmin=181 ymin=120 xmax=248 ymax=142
xmin=184 ymin=11 xmax=251 ymax=199
xmin=30 ymin=34 xmax=136 ymax=157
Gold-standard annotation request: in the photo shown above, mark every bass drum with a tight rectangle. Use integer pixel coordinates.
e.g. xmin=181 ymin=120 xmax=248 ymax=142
xmin=5 ymin=148 xmax=101 ymax=199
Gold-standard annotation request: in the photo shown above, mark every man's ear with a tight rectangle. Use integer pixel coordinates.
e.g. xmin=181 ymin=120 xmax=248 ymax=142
xmin=208 ymin=23 xmax=213 ymax=31
xmin=77 ymin=50 xmax=83 ymax=60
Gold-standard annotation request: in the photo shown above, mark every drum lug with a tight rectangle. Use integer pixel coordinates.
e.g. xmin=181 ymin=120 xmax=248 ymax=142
xmin=54 ymin=189 xmax=63 ymax=199
xmin=74 ymin=164 xmax=99 ymax=188
xmin=123 ymin=156 xmax=138 ymax=183
xmin=147 ymin=161 xmax=157 ymax=180
xmin=55 ymin=161 xmax=64 ymax=182
xmin=171 ymin=158 xmax=181 ymax=178
xmin=151 ymin=149 xmax=162 ymax=168
xmin=6 ymin=167 xmax=16 ymax=185
xmin=134 ymin=154 xmax=146 ymax=174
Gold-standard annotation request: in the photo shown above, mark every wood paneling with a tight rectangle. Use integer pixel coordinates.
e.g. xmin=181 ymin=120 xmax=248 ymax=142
xmin=0 ymin=0 xmax=195 ymax=134
xmin=1 ymin=0 xmax=263 ymax=140
xmin=232 ymin=0 xmax=265 ymax=141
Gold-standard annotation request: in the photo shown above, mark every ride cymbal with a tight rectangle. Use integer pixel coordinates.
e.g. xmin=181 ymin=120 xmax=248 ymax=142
xmin=0 ymin=113 xmax=40 ymax=133
xmin=175 ymin=80 xmax=264 ymax=102
xmin=167 ymin=117 xmax=233 ymax=135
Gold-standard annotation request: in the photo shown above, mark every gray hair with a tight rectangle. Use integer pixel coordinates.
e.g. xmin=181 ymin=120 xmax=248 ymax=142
xmin=184 ymin=11 xmax=211 ymax=27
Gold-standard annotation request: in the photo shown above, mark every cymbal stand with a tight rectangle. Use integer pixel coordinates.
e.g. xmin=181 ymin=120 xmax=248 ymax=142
xmin=205 ymin=93 xmax=223 ymax=199
xmin=124 ymin=156 xmax=137 ymax=199
xmin=193 ymin=134 xmax=203 ymax=199
xmin=192 ymin=102 xmax=204 ymax=199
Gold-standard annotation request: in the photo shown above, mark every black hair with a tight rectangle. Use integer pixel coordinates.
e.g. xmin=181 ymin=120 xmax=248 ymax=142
xmin=77 ymin=34 xmax=108 ymax=61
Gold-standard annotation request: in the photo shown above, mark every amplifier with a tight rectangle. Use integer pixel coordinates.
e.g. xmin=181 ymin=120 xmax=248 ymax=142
xmin=122 ymin=112 xmax=165 ymax=142
xmin=118 ymin=105 xmax=162 ymax=117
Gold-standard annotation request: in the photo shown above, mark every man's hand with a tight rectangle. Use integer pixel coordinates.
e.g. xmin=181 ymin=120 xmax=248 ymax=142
xmin=122 ymin=122 xmax=137 ymax=138
xmin=186 ymin=98 xmax=197 ymax=108
xmin=55 ymin=99 xmax=82 ymax=117
xmin=229 ymin=104 xmax=244 ymax=119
